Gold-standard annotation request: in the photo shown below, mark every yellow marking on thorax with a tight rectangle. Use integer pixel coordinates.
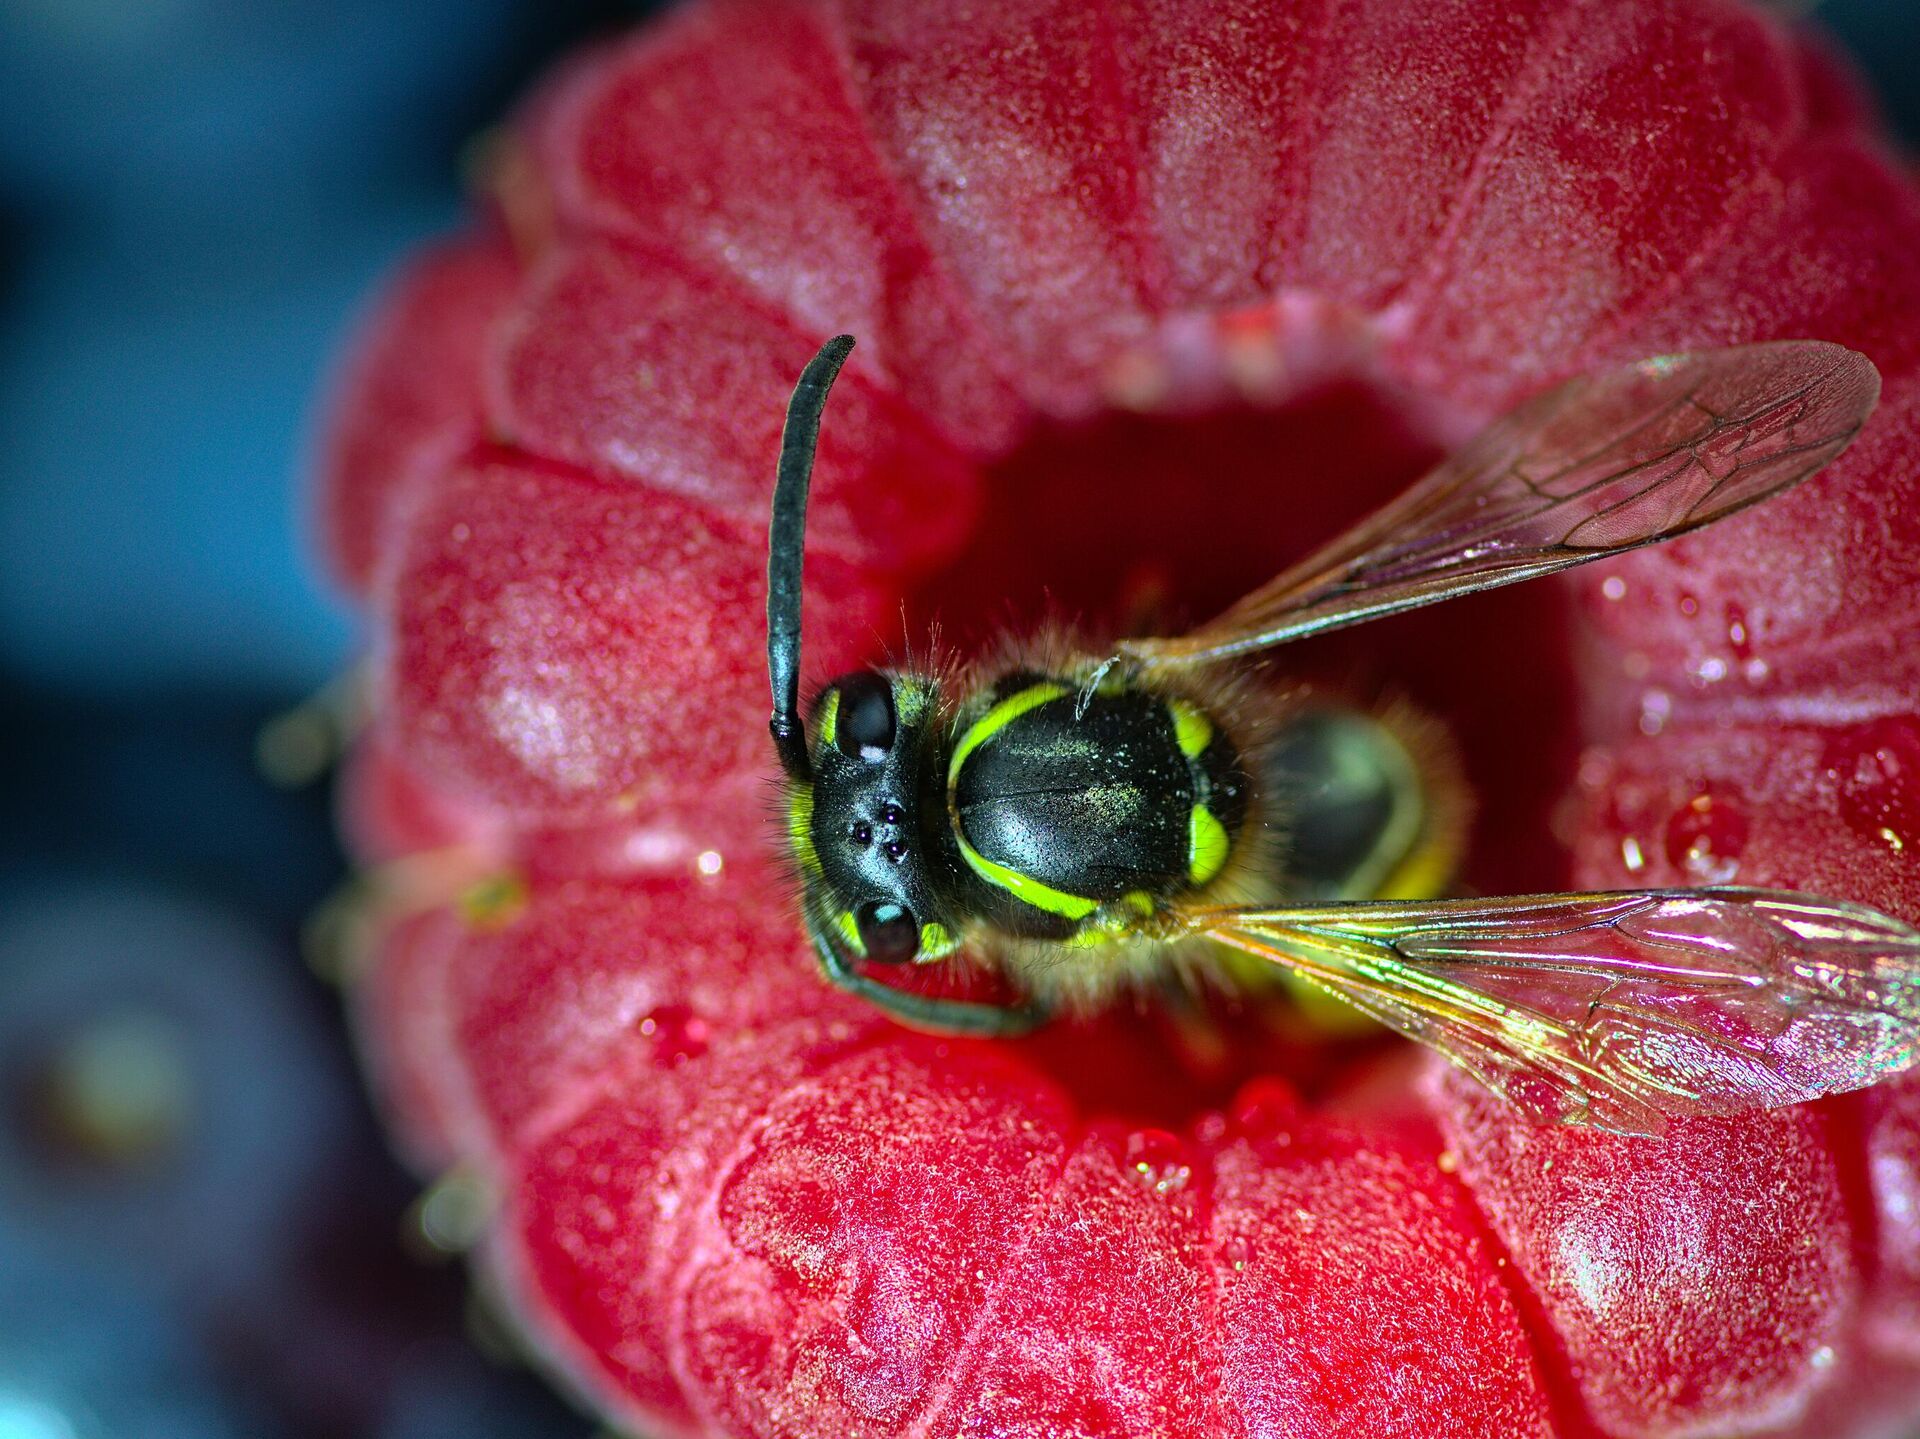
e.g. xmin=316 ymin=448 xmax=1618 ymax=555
xmin=951 ymin=829 xmax=1099 ymax=920
xmin=946 ymin=682 xmax=1069 ymax=791
xmin=1167 ymin=699 xmax=1214 ymax=759
xmin=1188 ymin=805 xmax=1230 ymax=885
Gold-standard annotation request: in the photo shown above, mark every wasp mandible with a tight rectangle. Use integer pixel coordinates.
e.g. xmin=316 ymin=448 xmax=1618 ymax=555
xmin=767 ymin=333 xmax=1920 ymax=1135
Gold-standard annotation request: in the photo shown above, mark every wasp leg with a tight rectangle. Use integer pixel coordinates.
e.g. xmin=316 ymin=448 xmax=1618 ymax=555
xmin=805 ymin=918 xmax=1051 ymax=1037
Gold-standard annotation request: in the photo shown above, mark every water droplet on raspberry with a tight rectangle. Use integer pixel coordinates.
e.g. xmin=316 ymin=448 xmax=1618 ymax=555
xmin=637 ymin=1006 xmax=710 ymax=1068
xmin=1663 ymin=787 xmax=1749 ymax=883
xmin=1221 ymin=1236 xmax=1254 ymax=1272
xmin=1724 ymin=602 xmax=1752 ymax=662
xmin=1230 ymin=1078 xmax=1299 ymax=1137
xmin=1191 ymin=1110 xmax=1229 ymax=1147
xmin=1124 ymin=1128 xmax=1191 ymax=1195
xmin=1823 ymin=717 xmax=1920 ymax=854
xmin=1637 ymin=688 xmax=1672 ymax=736
xmin=1686 ymin=654 xmax=1728 ymax=688
xmin=1227 ymin=1078 xmax=1299 ymax=1161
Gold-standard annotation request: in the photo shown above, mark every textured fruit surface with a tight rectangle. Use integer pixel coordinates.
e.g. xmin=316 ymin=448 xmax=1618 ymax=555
xmin=321 ymin=1 xmax=1920 ymax=1435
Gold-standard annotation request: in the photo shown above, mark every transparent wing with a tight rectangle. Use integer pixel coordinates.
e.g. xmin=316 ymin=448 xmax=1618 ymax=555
xmin=1180 ymin=887 xmax=1920 ymax=1135
xmin=1126 ymin=342 xmax=1880 ymax=666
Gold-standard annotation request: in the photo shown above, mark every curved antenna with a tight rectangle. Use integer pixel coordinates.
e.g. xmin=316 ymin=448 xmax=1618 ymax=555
xmin=768 ymin=334 xmax=856 ymax=782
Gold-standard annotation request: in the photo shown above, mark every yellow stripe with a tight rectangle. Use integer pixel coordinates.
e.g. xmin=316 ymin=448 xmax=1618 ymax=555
xmin=788 ymin=785 xmax=819 ymax=875
xmin=836 ymin=909 xmax=865 ymax=955
xmin=918 ymin=921 xmax=958 ymax=959
xmin=947 ymin=682 xmax=1068 ymax=790
xmin=1189 ymin=804 xmax=1230 ymax=885
xmin=815 ymin=689 xmax=840 ymax=750
xmin=1168 ymin=699 xmax=1213 ymax=759
xmin=952 ymin=829 xmax=1098 ymax=921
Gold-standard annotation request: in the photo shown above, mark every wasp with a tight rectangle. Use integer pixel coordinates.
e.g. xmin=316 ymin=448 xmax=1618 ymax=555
xmin=767 ymin=333 xmax=1920 ymax=1134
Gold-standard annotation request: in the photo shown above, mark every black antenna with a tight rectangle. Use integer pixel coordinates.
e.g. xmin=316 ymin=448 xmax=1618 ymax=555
xmin=768 ymin=334 xmax=855 ymax=782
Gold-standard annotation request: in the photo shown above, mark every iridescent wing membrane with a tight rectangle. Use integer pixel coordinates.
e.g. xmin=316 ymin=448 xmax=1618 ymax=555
xmin=1131 ymin=340 xmax=1915 ymax=1132
xmin=1182 ymin=890 xmax=1920 ymax=1136
xmin=1126 ymin=341 xmax=1881 ymax=665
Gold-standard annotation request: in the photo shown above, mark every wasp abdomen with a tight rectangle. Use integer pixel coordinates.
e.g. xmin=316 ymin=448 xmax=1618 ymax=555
xmin=1262 ymin=706 xmax=1448 ymax=904
xmin=943 ymin=672 xmax=1250 ymax=940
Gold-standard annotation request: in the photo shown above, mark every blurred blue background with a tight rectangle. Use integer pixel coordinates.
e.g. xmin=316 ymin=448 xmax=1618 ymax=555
xmin=0 ymin=1 xmax=1910 ymax=1435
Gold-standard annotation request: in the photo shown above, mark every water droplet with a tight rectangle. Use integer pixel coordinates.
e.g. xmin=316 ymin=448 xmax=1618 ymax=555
xmin=1811 ymin=1344 xmax=1836 ymax=1371
xmin=1724 ymin=602 xmax=1753 ymax=662
xmin=638 ymin=1006 xmax=710 ymax=1068
xmin=1686 ymin=655 xmax=1728 ymax=688
xmin=1637 ymin=688 xmax=1672 ymax=736
xmin=1619 ymin=835 xmax=1647 ymax=874
xmin=1824 ymin=717 xmax=1920 ymax=854
xmin=1221 ymin=1236 xmax=1254 ymax=1272
xmin=1125 ymin=1129 xmax=1191 ymax=1195
xmin=1192 ymin=1110 xmax=1229 ymax=1146
xmin=1664 ymin=788 xmax=1748 ymax=883
xmin=695 ymin=849 xmax=724 ymax=877
xmin=1230 ymin=1078 xmax=1299 ymax=1140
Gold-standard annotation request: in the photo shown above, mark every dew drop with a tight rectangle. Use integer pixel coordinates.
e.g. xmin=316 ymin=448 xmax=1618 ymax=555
xmin=638 ymin=1005 xmax=710 ymax=1068
xmin=1637 ymin=688 xmax=1672 ymax=737
xmin=1823 ymin=717 xmax=1920 ymax=854
xmin=1663 ymin=788 xmax=1749 ymax=883
xmin=1687 ymin=655 xmax=1728 ymax=688
xmin=1620 ymin=835 xmax=1647 ymax=874
xmin=1125 ymin=1128 xmax=1191 ymax=1196
xmin=1227 ymin=1078 xmax=1300 ymax=1164
xmin=1725 ymin=602 xmax=1753 ymax=662
xmin=1221 ymin=1235 xmax=1254 ymax=1272
xmin=1230 ymin=1078 xmax=1299 ymax=1139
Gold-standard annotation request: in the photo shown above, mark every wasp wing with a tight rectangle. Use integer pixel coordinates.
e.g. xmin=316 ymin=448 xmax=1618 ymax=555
xmin=1125 ymin=342 xmax=1880 ymax=666
xmin=1182 ymin=887 xmax=1920 ymax=1135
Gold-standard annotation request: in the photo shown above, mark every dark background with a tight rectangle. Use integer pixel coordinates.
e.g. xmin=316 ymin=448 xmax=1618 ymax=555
xmin=0 ymin=1 xmax=1911 ymax=1435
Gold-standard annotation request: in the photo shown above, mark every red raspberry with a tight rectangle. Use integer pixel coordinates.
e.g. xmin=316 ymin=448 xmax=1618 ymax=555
xmin=320 ymin=2 xmax=1920 ymax=1435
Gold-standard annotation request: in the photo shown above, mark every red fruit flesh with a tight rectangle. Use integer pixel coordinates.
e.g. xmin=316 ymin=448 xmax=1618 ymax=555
xmin=321 ymin=1 xmax=1920 ymax=1435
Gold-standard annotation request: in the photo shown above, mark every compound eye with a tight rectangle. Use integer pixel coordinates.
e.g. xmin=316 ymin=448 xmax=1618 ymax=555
xmin=835 ymin=672 xmax=896 ymax=760
xmin=855 ymin=899 xmax=918 ymax=964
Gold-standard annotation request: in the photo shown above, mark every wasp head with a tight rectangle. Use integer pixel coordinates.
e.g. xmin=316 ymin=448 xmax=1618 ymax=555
xmin=789 ymin=669 xmax=959 ymax=966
